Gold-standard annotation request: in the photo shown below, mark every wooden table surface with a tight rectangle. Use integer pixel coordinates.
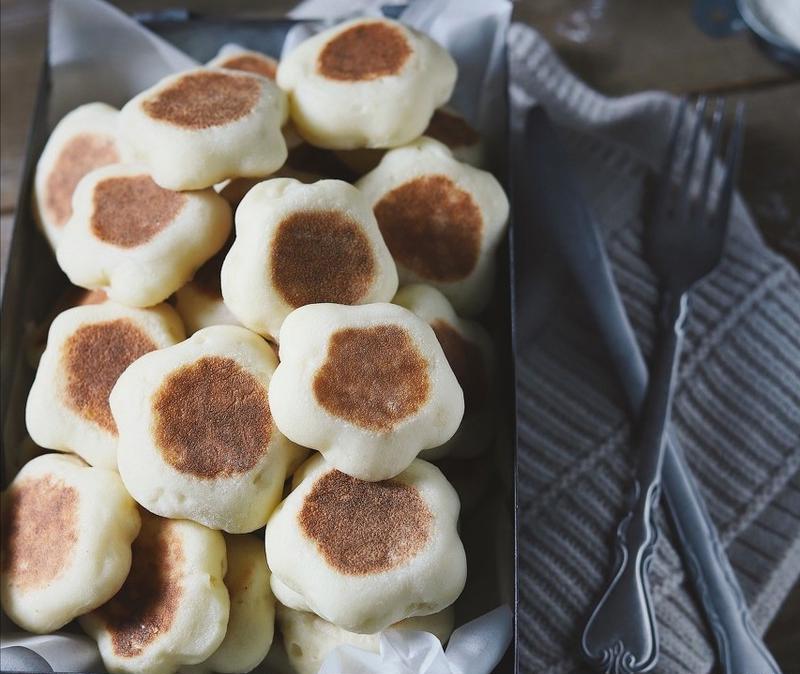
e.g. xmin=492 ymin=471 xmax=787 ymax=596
xmin=1 ymin=0 xmax=798 ymax=669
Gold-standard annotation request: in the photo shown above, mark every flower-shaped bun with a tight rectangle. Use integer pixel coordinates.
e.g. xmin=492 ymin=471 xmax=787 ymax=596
xmin=394 ymin=284 xmax=495 ymax=459
xmin=423 ymin=107 xmax=483 ymax=166
xmin=335 ymin=106 xmax=484 ymax=177
xmin=265 ymin=455 xmax=466 ymax=633
xmin=208 ymin=46 xmax=304 ymax=153
xmin=112 ymin=325 xmax=303 ymax=533
xmin=222 ymin=179 xmax=397 ymax=340
xmin=25 ymin=286 xmax=108 ymax=369
xmin=201 ymin=534 xmax=275 ymax=674
xmin=56 ymin=163 xmax=232 ymax=307
xmin=208 ymin=46 xmax=279 ymax=80
xmin=269 ymin=303 xmax=463 ymax=481
xmin=25 ymin=302 xmax=184 ymax=468
xmin=174 ymin=235 xmax=241 ymax=335
xmin=80 ymin=511 xmax=229 ymax=674
xmin=357 ymin=138 xmax=509 ymax=315
xmin=33 ymin=103 xmax=124 ymax=250
xmin=277 ymin=18 xmax=456 ymax=149
xmin=276 ymin=603 xmax=454 ymax=674
xmin=120 ymin=67 xmax=288 ymax=190
xmin=1 ymin=454 xmax=141 ymax=633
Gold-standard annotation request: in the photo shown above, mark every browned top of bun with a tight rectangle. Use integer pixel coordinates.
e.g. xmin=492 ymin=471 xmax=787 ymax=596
xmin=91 ymin=175 xmax=186 ymax=248
xmin=63 ymin=318 xmax=157 ymax=433
xmin=300 ymin=469 xmax=431 ymax=575
xmin=374 ymin=175 xmax=483 ymax=282
xmin=431 ymin=319 xmax=488 ymax=413
xmin=313 ymin=324 xmax=430 ymax=432
xmin=45 ymin=133 xmax=119 ymax=227
xmin=98 ymin=514 xmax=184 ymax=658
xmin=153 ymin=356 xmax=272 ymax=478
xmin=271 ymin=209 xmax=376 ymax=308
xmin=143 ymin=70 xmax=261 ymax=129
xmin=219 ymin=54 xmax=277 ymax=80
xmin=425 ymin=109 xmax=480 ymax=150
xmin=1 ymin=475 xmax=79 ymax=589
xmin=318 ymin=22 xmax=411 ymax=82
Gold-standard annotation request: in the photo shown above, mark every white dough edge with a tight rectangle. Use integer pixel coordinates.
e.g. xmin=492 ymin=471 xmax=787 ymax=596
xmin=79 ymin=514 xmax=230 ymax=674
xmin=221 ymin=178 xmax=398 ymax=341
xmin=25 ymin=301 xmax=185 ymax=469
xmin=265 ymin=454 xmax=466 ymax=634
xmin=33 ymin=102 xmax=124 ymax=251
xmin=356 ymin=137 xmax=510 ymax=316
xmin=119 ymin=67 xmax=289 ymax=190
xmin=276 ymin=602 xmax=454 ymax=674
xmin=269 ymin=302 xmax=464 ymax=481
xmin=111 ymin=325 xmax=302 ymax=533
xmin=277 ymin=18 xmax=456 ymax=149
xmin=0 ymin=454 xmax=141 ymax=634
xmin=56 ymin=163 xmax=232 ymax=308
xmin=393 ymin=283 xmax=496 ymax=460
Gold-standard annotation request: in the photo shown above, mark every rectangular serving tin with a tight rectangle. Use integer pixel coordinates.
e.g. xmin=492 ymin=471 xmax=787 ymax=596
xmin=0 ymin=10 xmax=518 ymax=673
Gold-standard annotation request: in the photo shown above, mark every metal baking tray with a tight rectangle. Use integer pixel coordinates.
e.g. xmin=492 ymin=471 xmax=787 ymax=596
xmin=0 ymin=10 xmax=518 ymax=673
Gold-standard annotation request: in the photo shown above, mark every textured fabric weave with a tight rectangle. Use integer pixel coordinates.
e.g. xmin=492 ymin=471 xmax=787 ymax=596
xmin=509 ymin=24 xmax=800 ymax=674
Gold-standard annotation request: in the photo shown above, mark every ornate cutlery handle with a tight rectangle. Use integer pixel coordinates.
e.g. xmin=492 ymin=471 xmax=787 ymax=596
xmin=582 ymin=294 xmax=687 ymax=673
xmin=581 ymin=273 xmax=782 ymax=674
xmin=663 ymin=440 xmax=783 ymax=674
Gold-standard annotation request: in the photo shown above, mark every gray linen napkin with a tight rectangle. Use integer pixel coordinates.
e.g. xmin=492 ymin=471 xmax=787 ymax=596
xmin=509 ymin=23 xmax=800 ymax=674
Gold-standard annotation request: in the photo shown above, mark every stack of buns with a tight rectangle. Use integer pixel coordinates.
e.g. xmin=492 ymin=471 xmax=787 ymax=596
xmin=3 ymin=17 xmax=509 ymax=674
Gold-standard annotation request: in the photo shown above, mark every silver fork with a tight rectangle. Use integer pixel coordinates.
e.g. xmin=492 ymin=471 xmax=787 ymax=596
xmin=581 ymin=98 xmax=756 ymax=674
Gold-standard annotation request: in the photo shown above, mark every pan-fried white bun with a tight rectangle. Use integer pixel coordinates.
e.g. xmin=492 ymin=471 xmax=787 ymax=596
xmin=202 ymin=534 xmax=275 ymax=674
xmin=207 ymin=46 xmax=303 ymax=153
xmin=80 ymin=511 xmax=229 ymax=674
xmin=222 ymin=179 xmax=398 ymax=340
xmin=33 ymin=103 xmax=124 ymax=250
xmin=25 ymin=302 xmax=185 ymax=468
xmin=334 ymin=106 xmax=483 ymax=177
xmin=112 ymin=325 xmax=303 ymax=533
xmin=357 ymin=138 xmax=509 ymax=316
xmin=208 ymin=46 xmax=279 ymax=80
xmin=277 ymin=603 xmax=454 ymax=674
xmin=1 ymin=454 xmax=141 ymax=633
xmin=277 ymin=18 xmax=456 ymax=149
xmin=265 ymin=455 xmax=466 ymax=634
xmin=56 ymin=163 xmax=232 ymax=307
xmin=217 ymin=166 xmax=322 ymax=210
xmin=120 ymin=67 xmax=288 ymax=190
xmin=422 ymin=107 xmax=483 ymax=167
xmin=269 ymin=303 xmax=463 ymax=480
xmin=25 ymin=286 xmax=108 ymax=369
xmin=393 ymin=284 xmax=495 ymax=460
xmin=174 ymin=236 xmax=241 ymax=335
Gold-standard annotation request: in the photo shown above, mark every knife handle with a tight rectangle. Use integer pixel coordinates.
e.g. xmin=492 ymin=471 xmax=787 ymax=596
xmin=661 ymin=438 xmax=782 ymax=674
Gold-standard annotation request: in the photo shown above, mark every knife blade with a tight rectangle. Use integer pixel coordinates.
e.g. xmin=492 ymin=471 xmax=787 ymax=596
xmin=512 ymin=103 xmax=781 ymax=674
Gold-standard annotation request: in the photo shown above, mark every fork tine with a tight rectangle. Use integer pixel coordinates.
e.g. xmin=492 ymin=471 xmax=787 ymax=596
xmin=653 ymin=98 xmax=688 ymax=223
xmin=697 ymin=98 xmax=726 ymax=226
xmin=677 ymin=97 xmax=708 ymax=223
xmin=712 ymin=101 xmax=745 ymax=232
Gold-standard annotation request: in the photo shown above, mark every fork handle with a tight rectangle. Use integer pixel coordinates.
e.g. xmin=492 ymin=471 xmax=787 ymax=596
xmin=583 ymin=282 xmax=782 ymax=674
xmin=581 ymin=293 xmax=687 ymax=673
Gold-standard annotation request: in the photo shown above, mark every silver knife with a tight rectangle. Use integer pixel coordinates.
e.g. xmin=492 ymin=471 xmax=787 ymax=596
xmin=511 ymin=103 xmax=781 ymax=674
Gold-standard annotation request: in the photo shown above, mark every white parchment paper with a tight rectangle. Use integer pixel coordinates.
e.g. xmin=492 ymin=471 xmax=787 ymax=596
xmin=1 ymin=1 xmax=514 ymax=672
